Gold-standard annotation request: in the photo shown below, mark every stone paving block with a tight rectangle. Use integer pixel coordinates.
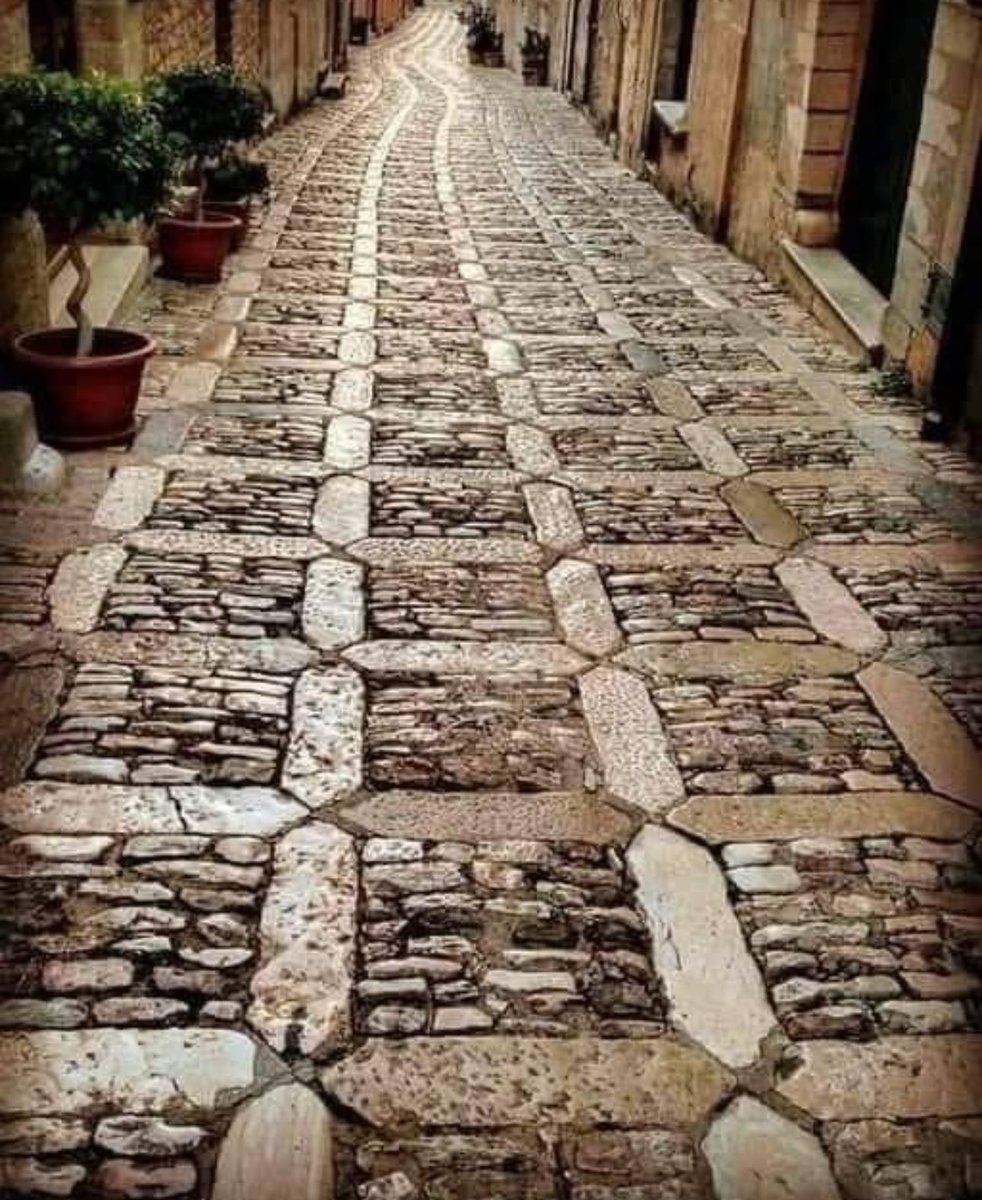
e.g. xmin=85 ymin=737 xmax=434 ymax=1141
xmin=249 ymin=822 xmax=356 ymax=1057
xmin=322 ymin=1036 xmax=731 ymax=1128
xmin=302 ymin=557 xmax=364 ymax=650
xmin=629 ymin=826 xmax=776 ymax=1068
xmin=282 ymin=666 xmax=363 ymax=807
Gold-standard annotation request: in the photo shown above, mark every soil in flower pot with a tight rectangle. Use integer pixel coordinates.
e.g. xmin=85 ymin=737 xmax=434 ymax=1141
xmin=158 ymin=211 xmax=241 ymax=283
xmin=13 ymin=327 xmax=156 ymax=449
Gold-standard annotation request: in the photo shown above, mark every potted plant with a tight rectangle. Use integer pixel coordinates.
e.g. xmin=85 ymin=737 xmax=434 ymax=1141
xmin=2 ymin=71 xmax=174 ymax=447
xmin=203 ymin=153 xmax=270 ymax=249
xmin=465 ymin=4 xmax=503 ymax=65
xmin=150 ymin=64 xmax=266 ymax=283
xmin=521 ymin=29 xmax=549 ymax=85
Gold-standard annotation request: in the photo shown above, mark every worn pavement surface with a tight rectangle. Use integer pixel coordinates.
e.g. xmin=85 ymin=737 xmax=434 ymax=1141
xmin=2 ymin=8 xmax=982 ymax=1198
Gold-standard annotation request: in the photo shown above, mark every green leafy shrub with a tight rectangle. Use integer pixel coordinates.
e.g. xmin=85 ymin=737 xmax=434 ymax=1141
xmin=149 ymin=64 xmax=266 ymax=216
xmin=203 ymin=153 xmax=270 ymax=202
xmin=0 ymin=70 xmax=175 ymax=353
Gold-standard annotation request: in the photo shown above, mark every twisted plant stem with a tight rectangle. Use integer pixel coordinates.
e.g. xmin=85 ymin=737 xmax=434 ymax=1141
xmin=67 ymin=239 xmax=94 ymax=357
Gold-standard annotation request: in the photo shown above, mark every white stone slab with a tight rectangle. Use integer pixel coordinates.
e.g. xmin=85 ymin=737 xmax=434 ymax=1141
xmin=126 ymin=530 xmax=325 ymax=560
xmin=859 ymin=664 xmax=982 ymax=810
xmin=92 ymin=467 xmax=164 ymax=532
xmin=547 ymin=560 xmax=621 ymax=658
xmin=50 ymin=544 xmax=126 ymax=633
xmin=484 ymin=338 xmax=522 ymax=374
xmin=314 ymin=476 xmax=370 ymax=545
xmin=628 ymin=825 xmax=777 ymax=1068
xmin=212 ymin=1083 xmax=334 ymax=1200
xmin=703 ymin=1096 xmax=841 ymax=1200
xmin=72 ymin=633 xmax=313 ymax=673
xmin=343 ymin=300 xmax=375 ymax=331
xmin=0 ymin=1029 xmax=263 ymax=1116
xmin=777 ymin=1034 xmax=982 ymax=1120
xmin=302 ymin=559 xmax=364 ymax=651
xmin=581 ymin=667 xmax=684 ymax=816
xmin=345 ymin=641 xmax=586 ymax=676
xmin=322 ymin=1036 xmax=730 ymax=1128
xmin=249 ymin=823 xmax=357 ymax=1059
xmin=173 ymin=787 xmax=307 ymax=836
xmin=351 ymin=537 xmax=540 ymax=565
xmin=524 ymin=483 xmax=584 ymax=552
xmin=338 ymin=331 xmax=376 ymax=367
xmin=282 ymin=667 xmax=363 ymax=808
xmin=323 ymin=415 xmax=371 ymax=470
xmin=506 ymin=425 xmax=560 ymax=475
xmin=679 ymin=422 xmax=748 ymax=477
xmin=0 ymin=784 xmax=180 ymax=835
xmin=777 ymin=558 xmax=887 ymax=654
xmin=331 ymin=368 xmax=374 ymax=412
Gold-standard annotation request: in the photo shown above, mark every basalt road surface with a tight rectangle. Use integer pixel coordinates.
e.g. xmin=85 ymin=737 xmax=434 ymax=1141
xmin=2 ymin=8 xmax=982 ymax=1199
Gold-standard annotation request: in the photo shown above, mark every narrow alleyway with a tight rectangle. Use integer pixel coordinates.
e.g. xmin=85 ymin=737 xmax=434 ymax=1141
xmin=2 ymin=7 xmax=982 ymax=1198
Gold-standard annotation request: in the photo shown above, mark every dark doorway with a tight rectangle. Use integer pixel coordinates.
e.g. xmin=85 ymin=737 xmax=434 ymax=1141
xmin=839 ymin=0 xmax=939 ymax=297
xmin=215 ymin=0 xmax=234 ymax=64
xmin=28 ymin=0 xmax=78 ymax=71
xmin=566 ymin=0 xmax=598 ymax=104
xmin=932 ymin=146 xmax=982 ymax=452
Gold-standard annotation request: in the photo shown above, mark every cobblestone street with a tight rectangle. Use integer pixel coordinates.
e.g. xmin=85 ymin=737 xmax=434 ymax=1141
xmin=3 ymin=7 xmax=982 ymax=1197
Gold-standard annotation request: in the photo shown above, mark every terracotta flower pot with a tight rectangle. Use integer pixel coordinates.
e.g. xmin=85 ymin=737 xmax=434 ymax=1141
xmin=158 ymin=212 xmax=241 ymax=283
xmin=204 ymin=199 xmax=250 ymax=249
xmin=13 ymin=327 xmax=156 ymax=449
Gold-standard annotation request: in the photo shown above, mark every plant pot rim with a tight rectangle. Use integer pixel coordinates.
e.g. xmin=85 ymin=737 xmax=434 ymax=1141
xmin=159 ymin=212 xmax=242 ymax=231
xmin=13 ymin=327 xmax=157 ymax=370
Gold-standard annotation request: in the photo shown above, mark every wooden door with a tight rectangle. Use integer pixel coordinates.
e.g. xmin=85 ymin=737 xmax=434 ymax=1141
xmin=839 ymin=0 xmax=939 ymax=296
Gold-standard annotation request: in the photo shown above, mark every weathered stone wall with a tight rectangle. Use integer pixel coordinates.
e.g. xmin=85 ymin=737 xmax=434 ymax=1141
xmin=883 ymin=1 xmax=982 ymax=390
xmin=0 ymin=0 xmax=30 ymax=70
xmin=144 ymin=0 xmax=215 ymax=72
xmin=233 ymin=0 xmax=263 ymax=77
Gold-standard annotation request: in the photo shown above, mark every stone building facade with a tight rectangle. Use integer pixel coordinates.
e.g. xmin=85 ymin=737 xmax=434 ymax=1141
xmin=0 ymin=0 xmax=352 ymax=117
xmin=498 ymin=0 xmax=982 ymax=447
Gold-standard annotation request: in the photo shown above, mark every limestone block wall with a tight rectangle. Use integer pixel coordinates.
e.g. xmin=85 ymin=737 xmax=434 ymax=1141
xmin=883 ymin=1 xmax=982 ymax=388
xmin=0 ymin=0 xmax=30 ymax=70
xmin=144 ymin=0 xmax=215 ymax=72
xmin=233 ymin=0 xmax=262 ymax=76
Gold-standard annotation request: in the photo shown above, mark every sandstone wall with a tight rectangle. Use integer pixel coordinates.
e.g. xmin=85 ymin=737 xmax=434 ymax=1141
xmin=0 ymin=0 xmax=30 ymax=70
xmin=144 ymin=0 xmax=214 ymax=72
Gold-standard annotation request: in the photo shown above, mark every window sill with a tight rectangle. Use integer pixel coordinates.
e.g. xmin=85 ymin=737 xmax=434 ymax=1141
xmin=652 ymin=100 xmax=689 ymax=140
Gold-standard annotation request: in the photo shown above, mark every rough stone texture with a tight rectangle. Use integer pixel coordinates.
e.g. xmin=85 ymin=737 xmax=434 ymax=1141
xmin=776 ymin=557 xmax=887 ymax=655
xmin=778 ymin=1035 xmax=982 ymax=1120
xmin=628 ymin=826 xmax=776 ymax=1068
xmin=282 ymin=666 xmax=363 ymax=807
xmin=212 ymin=1083 xmax=334 ymax=1200
xmin=0 ymin=1029 xmax=263 ymax=1115
xmin=322 ymin=1036 xmax=731 ymax=1127
xmin=703 ymin=1096 xmax=841 ymax=1199
xmin=249 ymin=823 xmax=357 ymax=1058
xmin=859 ymin=664 xmax=982 ymax=810
xmin=581 ymin=667 xmax=684 ymax=816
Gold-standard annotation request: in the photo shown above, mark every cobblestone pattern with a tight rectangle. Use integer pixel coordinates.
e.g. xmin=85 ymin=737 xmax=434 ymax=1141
xmin=1 ymin=5 xmax=982 ymax=1196
xmin=101 ymin=552 xmax=304 ymax=638
xmin=366 ymin=674 xmax=591 ymax=791
xmin=650 ymin=678 xmax=916 ymax=794
xmin=31 ymin=663 xmax=291 ymax=785
xmin=368 ymin=563 xmax=553 ymax=640
xmin=356 ymin=837 xmax=664 ymax=1037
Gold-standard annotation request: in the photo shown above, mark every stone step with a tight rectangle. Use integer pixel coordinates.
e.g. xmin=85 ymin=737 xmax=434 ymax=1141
xmin=781 ymin=239 xmax=887 ymax=365
xmin=49 ymin=244 xmax=149 ymax=331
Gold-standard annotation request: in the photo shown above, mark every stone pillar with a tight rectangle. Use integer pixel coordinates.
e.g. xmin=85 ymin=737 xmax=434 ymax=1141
xmin=781 ymin=0 xmax=866 ymax=246
xmin=0 ymin=213 xmax=49 ymax=356
xmin=0 ymin=0 xmax=31 ymax=70
xmin=76 ymin=0 xmax=144 ymax=78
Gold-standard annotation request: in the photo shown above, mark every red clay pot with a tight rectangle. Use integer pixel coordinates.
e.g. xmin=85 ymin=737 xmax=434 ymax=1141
xmin=204 ymin=199 xmax=250 ymax=250
xmin=13 ymin=327 xmax=156 ymax=449
xmin=158 ymin=212 xmax=241 ymax=283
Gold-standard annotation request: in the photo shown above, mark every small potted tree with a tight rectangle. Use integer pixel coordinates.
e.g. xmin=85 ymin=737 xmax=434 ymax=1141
xmin=465 ymin=4 xmax=503 ymax=64
xmin=521 ymin=29 xmax=549 ymax=85
xmin=3 ymin=71 xmax=174 ymax=447
xmin=150 ymin=64 xmax=266 ymax=282
xmin=203 ymin=153 xmax=270 ymax=249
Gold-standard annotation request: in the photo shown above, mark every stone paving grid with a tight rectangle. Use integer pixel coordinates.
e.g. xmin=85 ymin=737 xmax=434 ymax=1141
xmin=0 ymin=5 xmax=982 ymax=1199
